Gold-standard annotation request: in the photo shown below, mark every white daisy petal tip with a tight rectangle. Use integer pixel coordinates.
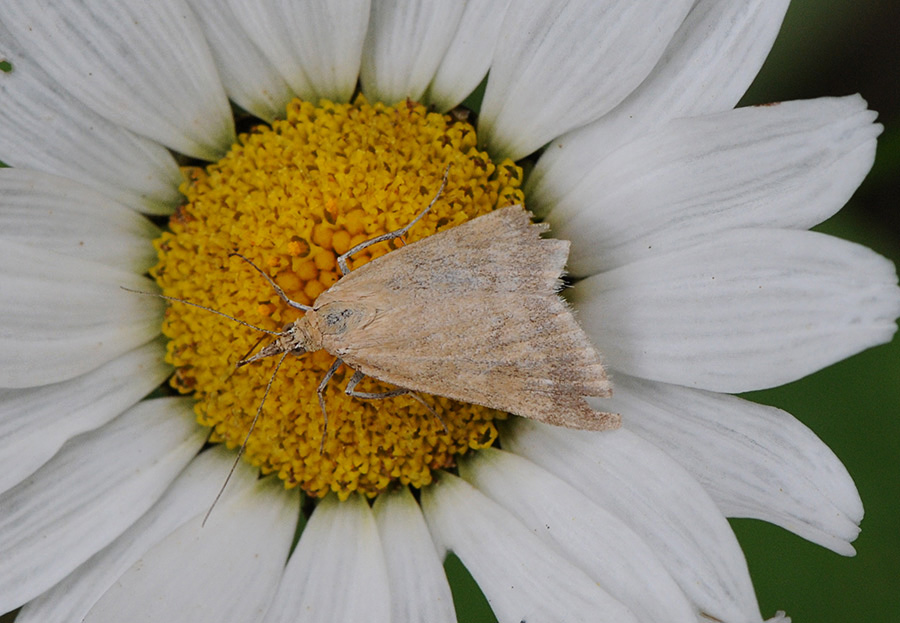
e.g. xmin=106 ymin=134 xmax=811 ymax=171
xmin=607 ymin=375 xmax=865 ymax=555
xmin=548 ymin=96 xmax=885 ymax=276
xmin=575 ymin=229 xmax=900 ymax=393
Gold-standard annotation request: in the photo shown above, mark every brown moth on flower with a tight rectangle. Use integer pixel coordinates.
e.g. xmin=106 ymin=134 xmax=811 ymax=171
xmin=125 ymin=171 xmax=621 ymax=515
xmin=236 ymin=196 xmax=620 ymax=436
xmin=130 ymin=172 xmax=621 ymax=449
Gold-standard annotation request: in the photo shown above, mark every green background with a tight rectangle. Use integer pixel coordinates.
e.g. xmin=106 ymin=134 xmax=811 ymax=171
xmin=3 ymin=1 xmax=898 ymax=621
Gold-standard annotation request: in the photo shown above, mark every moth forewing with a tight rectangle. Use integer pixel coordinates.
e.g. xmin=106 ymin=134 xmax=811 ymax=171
xmin=319 ymin=206 xmax=569 ymax=303
xmin=312 ymin=205 xmax=620 ymax=431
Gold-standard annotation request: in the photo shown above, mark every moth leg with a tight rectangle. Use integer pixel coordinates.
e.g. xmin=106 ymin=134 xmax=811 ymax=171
xmin=316 ymin=358 xmax=344 ymax=452
xmin=344 ymin=370 xmax=413 ymax=400
xmin=336 ymin=165 xmax=451 ymax=275
xmin=344 ymin=371 xmax=448 ymax=434
xmin=229 ymin=252 xmax=312 ymax=312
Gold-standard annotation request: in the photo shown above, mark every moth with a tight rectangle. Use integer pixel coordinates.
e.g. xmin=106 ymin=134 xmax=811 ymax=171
xmin=232 ymin=189 xmax=621 ymax=436
xmin=132 ymin=178 xmax=622 ymax=519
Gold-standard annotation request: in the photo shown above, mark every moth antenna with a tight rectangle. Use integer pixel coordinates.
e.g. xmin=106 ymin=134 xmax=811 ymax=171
xmin=407 ymin=392 xmax=448 ymax=434
xmin=229 ymin=252 xmax=312 ymax=312
xmin=120 ymin=286 xmax=281 ymax=336
xmin=336 ymin=164 xmax=452 ymax=274
xmin=202 ymin=350 xmax=290 ymax=527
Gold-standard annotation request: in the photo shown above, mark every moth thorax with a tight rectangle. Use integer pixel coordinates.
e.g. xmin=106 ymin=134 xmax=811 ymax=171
xmin=313 ymin=301 xmax=375 ymax=337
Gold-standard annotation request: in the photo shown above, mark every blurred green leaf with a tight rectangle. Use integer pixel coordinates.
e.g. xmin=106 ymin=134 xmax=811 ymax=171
xmin=445 ymin=553 xmax=497 ymax=622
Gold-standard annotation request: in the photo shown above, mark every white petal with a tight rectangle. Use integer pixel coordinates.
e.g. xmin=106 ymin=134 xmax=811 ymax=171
xmin=0 ymin=25 xmax=182 ymax=214
xmin=0 ymin=339 xmax=170 ymax=496
xmin=262 ymin=495 xmax=390 ymax=623
xmin=373 ymin=487 xmax=456 ymax=623
xmin=460 ymin=448 xmax=697 ymax=623
xmin=84 ymin=476 xmax=296 ymax=623
xmin=360 ymin=0 xmax=465 ymax=104
xmin=422 ymin=472 xmax=639 ymax=623
xmin=610 ymin=374 xmax=863 ymax=555
xmin=226 ymin=0 xmax=369 ymax=103
xmin=0 ymin=242 xmax=164 ymax=388
xmin=503 ymin=421 xmax=763 ymax=623
xmin=0 ymin=397 xmax=206 ymax=613
xmin=0 ymin=168 xmax=161 ymax=271
xmin=4 ymin=0 xmax=235 ymax=160
xmin=16 ymin=447 xmax=260 ymax=623
xmin=573 ymin=228 xmax=900 ymax=392
xmin=185 ymin=0 xmax=296 ymax=122
xmin=425 ymin=0 xmax=511 ymax=111
xmin=478 ymin=0 xmax=694 ymax=160
xmin=528 ymin=0 xmax=790 ymax=209
xmin=550 ymin=96 xmax=881 ymax=275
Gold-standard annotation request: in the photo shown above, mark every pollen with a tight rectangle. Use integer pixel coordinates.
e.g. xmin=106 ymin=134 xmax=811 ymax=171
xmin=152 ymin=97 xmax=524 ymax=499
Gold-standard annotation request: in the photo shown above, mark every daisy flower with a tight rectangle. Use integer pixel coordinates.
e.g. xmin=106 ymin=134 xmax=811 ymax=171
xmin=1 ymin=1 xmax=898 ymax=622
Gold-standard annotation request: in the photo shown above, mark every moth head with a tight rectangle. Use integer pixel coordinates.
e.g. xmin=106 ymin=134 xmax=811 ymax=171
xmin=237 ymin=316 xmax=317 ymax=367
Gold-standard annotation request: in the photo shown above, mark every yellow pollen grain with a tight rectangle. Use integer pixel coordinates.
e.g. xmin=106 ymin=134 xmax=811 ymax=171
xmin=152 ymin=96 xmax=523 ymax=499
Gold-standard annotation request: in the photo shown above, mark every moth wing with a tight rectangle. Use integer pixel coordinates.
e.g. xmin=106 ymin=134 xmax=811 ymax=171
xmin=318 ymin=205 xmax=567 ymax=304
xmin=332 ymin=291 xmax=617 ymax=431
xmin=316 ymin=206 xmax=617 ymax=430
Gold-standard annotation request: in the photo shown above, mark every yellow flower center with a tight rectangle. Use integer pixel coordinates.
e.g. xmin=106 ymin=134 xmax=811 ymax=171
xmin=152 ymin=97 xmax=524 ymax=499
